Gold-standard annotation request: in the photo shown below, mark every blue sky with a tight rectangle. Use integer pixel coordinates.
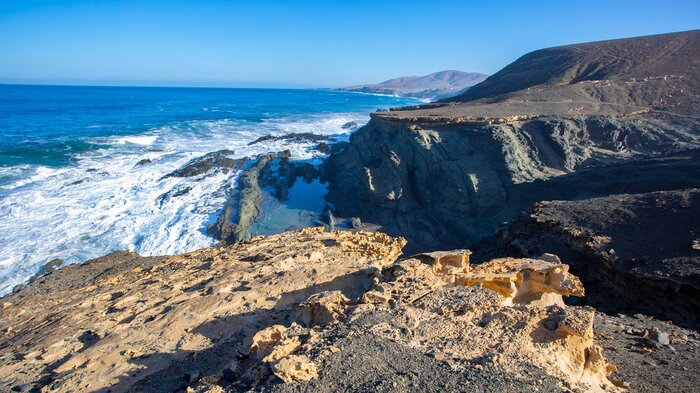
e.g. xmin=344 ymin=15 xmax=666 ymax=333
xmin=0 ymin=0 xmax=698 ymax=87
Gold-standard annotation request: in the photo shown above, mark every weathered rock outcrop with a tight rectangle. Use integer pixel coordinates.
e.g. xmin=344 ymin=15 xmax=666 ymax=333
xmin=323 ymin=30 xmax=700 ymax=249
xmin=248 ymin=133 xmax=332 ymax=146
xmin=0 ymin=228 xmax=404 ymax=392
xmin=234 ymin=248 xmax=621 ymax=392
xmin=0 ymin=227 xmax=624 ymax=393
xmin=208 ymin=154 xmax=273 ymax=244
xmin=485 ymin=188 xmax=700 ymax=328
xmin=4 ymin=227 xmax=700 ymax=392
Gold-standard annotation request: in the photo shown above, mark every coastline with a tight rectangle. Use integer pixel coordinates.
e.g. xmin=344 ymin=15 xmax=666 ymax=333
xmin=0 ymin=86 xmax=421 ymax=295
xmin=2 ymin=29 xmax=700 ymax=393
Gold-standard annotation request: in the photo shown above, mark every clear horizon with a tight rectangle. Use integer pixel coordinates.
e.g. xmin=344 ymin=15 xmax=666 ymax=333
xmin=1 ymin=0 xmax=699 ymax=88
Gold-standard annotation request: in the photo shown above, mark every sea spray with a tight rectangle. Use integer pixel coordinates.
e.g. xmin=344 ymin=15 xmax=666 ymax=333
xmin=0 ymin=85 xmax=420 ymax=294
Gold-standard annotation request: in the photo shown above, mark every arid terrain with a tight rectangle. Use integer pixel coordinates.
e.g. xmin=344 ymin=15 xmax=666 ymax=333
xmin=0 ymin=228 xmax=642 ymax=392
xmin=324 ymin=30 xmax=700 ymax=251
xmin=2 ymin=30 xmax=700 ymax=392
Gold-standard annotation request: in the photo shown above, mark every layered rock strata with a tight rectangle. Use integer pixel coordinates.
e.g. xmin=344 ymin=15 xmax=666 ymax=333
xmin=322 ymin=30 xmax=700 ymax=249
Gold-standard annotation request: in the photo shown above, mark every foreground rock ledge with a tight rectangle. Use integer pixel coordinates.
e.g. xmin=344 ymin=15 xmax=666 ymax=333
xmin=0 ymin=228 xmax=619 ymax=392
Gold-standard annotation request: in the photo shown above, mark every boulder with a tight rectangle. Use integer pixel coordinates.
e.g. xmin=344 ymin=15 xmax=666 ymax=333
xmin=272 ymin=355 xmax=318 ymax=383
xmin=163 ymin=150 xmax=244 ymax=178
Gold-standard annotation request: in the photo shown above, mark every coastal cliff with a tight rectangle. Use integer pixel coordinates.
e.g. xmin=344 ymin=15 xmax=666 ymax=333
xmin=479 ymin=188 xmax=700 ymax=328
xmin=323 ymin=30 xmax=700 ymax=250
xmin=3 ymin=30 xmax=700 ymax=393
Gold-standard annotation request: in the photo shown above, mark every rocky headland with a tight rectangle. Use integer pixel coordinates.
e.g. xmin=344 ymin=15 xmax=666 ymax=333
xmin=324 ymin=30 xmax=700 ymax=251
xmin=2 ymin=30 xmax=700 ymax=392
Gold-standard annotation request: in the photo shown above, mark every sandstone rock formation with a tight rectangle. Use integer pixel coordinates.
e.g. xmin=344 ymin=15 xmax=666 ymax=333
xmin=0 ymin=228 xmax=620 ymax=392
xmin=0 ymin=228 xmax=403 ymax=392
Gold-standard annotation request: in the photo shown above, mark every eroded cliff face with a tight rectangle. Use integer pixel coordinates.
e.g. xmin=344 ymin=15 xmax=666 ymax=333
xmin=322 ymin=114 xmax=699 ymax=248
xmin=323 ymin=30 xmax=700 ymax=250
xmin=485 ymin=188 xmax=700 ymax=328
xmin=0 ymin=228 xmax=620 ymax=392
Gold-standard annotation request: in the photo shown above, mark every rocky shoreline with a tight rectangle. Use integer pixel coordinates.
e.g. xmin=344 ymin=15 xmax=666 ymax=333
xmin=207 ymin=147 xmax=342 ymax=246
xmin=323 ymin=31 xmax=700 ymax=251
xmin=3 ymin=228 xmax=698 ymax=392
xmin=2 ymin=30 xmax=700 ymax=392
xmin=0 ymin=228 xmax=624 ymax=392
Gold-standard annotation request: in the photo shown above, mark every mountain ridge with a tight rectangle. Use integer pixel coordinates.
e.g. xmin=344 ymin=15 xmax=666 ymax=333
xmin=338 ymin=70 xmax=488 ymax=100
xmin=452 ymin=29 xmax=700 ymax=103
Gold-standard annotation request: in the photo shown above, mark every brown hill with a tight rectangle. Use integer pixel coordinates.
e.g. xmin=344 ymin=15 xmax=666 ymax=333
xmin=374 ymin=30 xmax=700 ymax=121
xmin=454 ymin=30 xmax=700 ymax=107
xmin=324 ymin=30 xmax=700 ymax=250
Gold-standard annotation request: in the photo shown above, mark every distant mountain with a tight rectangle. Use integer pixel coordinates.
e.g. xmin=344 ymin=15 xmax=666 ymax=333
xmin=338 ymin=70 xmax=488 ymax=100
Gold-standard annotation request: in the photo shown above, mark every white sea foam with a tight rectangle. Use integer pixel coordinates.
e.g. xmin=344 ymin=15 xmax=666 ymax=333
xmin=116 ymin=135 xmax=159 ymax=145
xmin=0 ymin=111 xmax=370 ymax=295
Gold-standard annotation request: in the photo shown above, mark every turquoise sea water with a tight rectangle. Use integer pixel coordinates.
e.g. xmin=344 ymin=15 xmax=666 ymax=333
xmin=0 ymin=84 xmax=418 ymax=294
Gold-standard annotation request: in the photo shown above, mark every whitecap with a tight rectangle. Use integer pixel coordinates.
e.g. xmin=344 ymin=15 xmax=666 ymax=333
xmin=116 ymin=135 xmax=159 ymax=145
xmin=0 ymin=109 xmax=380 ymax=295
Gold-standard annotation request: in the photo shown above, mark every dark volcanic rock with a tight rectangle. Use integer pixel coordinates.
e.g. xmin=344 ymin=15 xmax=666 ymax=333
xmin=39 ymin=258 xmax=63 ymax=276
xmin=157 ymin=186 xmax=193 ymax=206
xmin=209 ymin=152 xmax=324 ymax=245
xmin=248 ymin=133 xmax=332 ymax=146
xmin=209 ymin=154 xmax=273 ymax=244
xmin=320 ymin=204 xmax=336 ymax=232
xmin=314 ymin=142 xmax=332 ymax=154
xmin=313 ymin=141 xmax=348 ymax=155
xmin=248 ymin=135 xmax=275 ymax=145
xmin=490 ymin=188 xmax=700 ymax=328
xmin=341 ymin=121 xmax=359 ymax=130
xmin=163 ymin=150 xmax=245 ymax=178
xmin=323 ymin=30 xmax=700 ymax=250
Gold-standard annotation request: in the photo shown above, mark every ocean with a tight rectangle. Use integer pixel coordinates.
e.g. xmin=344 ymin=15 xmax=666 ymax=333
xmin=0 ymin=84 xmax=419 ymax=294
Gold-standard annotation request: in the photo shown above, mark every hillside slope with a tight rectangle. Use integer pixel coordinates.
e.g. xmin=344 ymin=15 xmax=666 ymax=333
xmin=453 ymin=29 xmax=700 ymax=105
xmin=323 ymin=30 xmax=700 ymax=250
